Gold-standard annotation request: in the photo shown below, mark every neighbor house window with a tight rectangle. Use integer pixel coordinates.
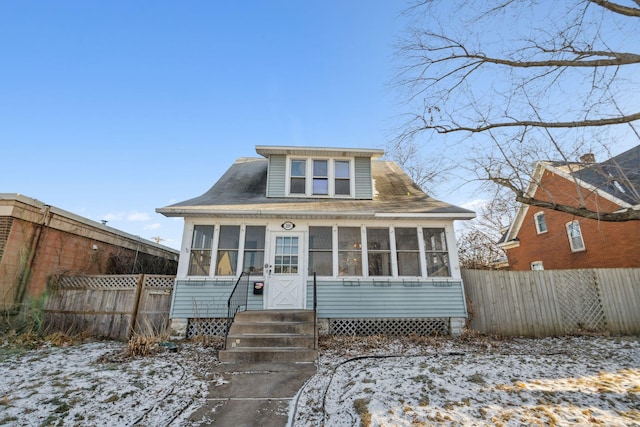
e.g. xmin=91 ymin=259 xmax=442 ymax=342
xmin=309 ymin=226 xmax=333 ymax=276
xmin=188 ymin=225 xmax=214 ymax=276
xmin=216 ymin=225 xmax=240 ymax=275
xmin=243 ymin=226 xmax=265 ymax=274
xmin=530 ymin=261 xmax=544 ymax=270
xmin=338 ymin=227 xmax=362 ymax=276
xmin=566 ymin=220 xmax=585 ymax=252
xmin=534 ymin=212 xmax=547 ymax=234
xmin=367 ymin=228 xmax=391 ymax=276
xmin=395 ymin=227 xmax=420 ymax=276
xmin=313 ymin=160 xmax=329 ymax=195
xmin=290 ymin=159 xmax=306 ymax=194
xmin=334 ymin=160 xmax=351 ymax=195
xmin=423 ymin=228 xmax=450 ymax=276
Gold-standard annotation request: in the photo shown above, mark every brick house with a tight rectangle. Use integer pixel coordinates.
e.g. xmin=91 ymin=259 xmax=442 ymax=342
xmin=499 ymin=145 xmax=640 ymax=270
xmin=0 ymin=194 xmax=179 ymax=311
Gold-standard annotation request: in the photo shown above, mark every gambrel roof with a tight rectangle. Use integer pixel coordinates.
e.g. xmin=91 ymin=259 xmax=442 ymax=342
xmin=157 ymin=157 xmax=475 ymax=220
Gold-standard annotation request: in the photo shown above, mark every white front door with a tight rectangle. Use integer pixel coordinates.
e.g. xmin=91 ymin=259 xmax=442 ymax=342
xmin=266 ymin=232 xmax=306 ymax=309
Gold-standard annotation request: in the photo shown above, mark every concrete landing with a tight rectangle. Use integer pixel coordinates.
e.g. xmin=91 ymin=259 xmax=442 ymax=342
xmin=188 ymin=362 xmax=317 ymax=426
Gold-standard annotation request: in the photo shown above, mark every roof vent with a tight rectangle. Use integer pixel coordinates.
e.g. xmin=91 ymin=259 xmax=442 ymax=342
xmin=579 ymin=153 xmax=596 ymax=163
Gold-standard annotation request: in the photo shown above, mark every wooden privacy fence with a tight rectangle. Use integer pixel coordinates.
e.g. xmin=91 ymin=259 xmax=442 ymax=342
xmin=462 ymin=268 xmax=640 ymax=337
xmin=43 ymin=274 xmax=175 ymax=339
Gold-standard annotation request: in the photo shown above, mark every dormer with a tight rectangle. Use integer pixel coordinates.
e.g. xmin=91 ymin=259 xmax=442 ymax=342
xmin=255 ymin=145 xmax=384 ymax=200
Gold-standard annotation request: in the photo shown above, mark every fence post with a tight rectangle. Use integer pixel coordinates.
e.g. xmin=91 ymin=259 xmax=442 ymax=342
xmin=128 ymin=274 xmax=145 ymax=338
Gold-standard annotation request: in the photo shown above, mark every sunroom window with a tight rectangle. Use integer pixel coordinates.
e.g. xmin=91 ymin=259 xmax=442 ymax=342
xmin=367 ymin=228 xmax=391 ymax=276
xmin=338 ymin=227 xmax=362 ymax=276
xmin=243 ymin=226 xmax=265 ymax=274
xmin=188 ymin=225 xmax=214 ymax=276
xmin=423 ymin=228 xmax=450 ymax=277
xmin=309 ymin=226 xmax=333 ymax=276
xmin=395 ymin=227 xmax=420 ymax=276
xmin=216 ymin=225 xmax=240 ymax=276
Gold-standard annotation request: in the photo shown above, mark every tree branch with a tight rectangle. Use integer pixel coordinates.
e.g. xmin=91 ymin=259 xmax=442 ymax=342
xmin=515 ymin=194 xmax=640 ymax=221
xmin=588 ymin=0 xmax=640 ymax=17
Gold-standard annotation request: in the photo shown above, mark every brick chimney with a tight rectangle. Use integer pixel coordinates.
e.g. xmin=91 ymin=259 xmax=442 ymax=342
xmin=580 ymin=153 xmax=596 ymax=163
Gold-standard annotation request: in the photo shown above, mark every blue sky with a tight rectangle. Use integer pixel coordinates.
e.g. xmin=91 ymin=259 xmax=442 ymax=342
xmin=1 ymin=1 xmax=410 ymax=249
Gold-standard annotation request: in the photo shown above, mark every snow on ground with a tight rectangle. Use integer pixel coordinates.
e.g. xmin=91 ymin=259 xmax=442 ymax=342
xmin=292 ymin=335 xmax=640 ymax=426
xmin=0 ymin=335 xmax=638 ymax=426
xmin=0 ymin=341 xmax=215 ymax=426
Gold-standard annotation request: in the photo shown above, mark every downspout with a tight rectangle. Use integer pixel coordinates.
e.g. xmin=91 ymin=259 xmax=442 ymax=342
xmin=15 ymin=205 xmax=52 ymax=307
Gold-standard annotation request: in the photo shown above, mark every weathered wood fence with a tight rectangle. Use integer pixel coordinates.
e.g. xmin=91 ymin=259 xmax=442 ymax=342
xmin=462 ymin=268 xmax=640 ymax=336
xmin=43 ymin=275 xmax=174 ymax=339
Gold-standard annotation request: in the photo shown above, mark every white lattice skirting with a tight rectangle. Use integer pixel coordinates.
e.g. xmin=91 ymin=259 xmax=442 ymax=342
xmin=330 ymin=318 xmax=449 ymax=336
xmin=186 ymin=317 xmax=450 ymax=337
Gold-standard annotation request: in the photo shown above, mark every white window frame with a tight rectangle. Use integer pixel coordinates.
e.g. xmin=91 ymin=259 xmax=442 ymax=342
xmin=566 ymin=220 xmax=586 ymax=252
xmin=285 ymin=156 xmax=354 ymax=198
xmin=534 ymin=211 xmax=547 ymax=234
xmin=530 ymin=261 xmax=544 ymax=270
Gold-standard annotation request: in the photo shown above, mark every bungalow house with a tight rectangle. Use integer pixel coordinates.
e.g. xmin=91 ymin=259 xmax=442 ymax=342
xmin=498 ymin=145 xmax=640 ymax=270
xmin=157 ymin=145 xmax=475 ymax=344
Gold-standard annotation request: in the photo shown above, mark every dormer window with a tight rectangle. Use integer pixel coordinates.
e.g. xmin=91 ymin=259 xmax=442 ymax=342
xmin=288 ymin=157 xmax=352 ymax=197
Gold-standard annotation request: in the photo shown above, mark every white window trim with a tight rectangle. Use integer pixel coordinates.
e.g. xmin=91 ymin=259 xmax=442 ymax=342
xmin=566 ymin=220 xmax=586 ymax=252
xmin=530 ymin=261 xmax=544 ymax=270
xmin=285 ymin=156 xmax=355 ymax=198
xmin=534 ymin=211 xmax=547 ymax=234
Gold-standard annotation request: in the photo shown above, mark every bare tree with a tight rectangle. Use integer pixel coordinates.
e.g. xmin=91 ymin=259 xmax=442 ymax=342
xmin=395 ymin=0 xmax=640 ymax=221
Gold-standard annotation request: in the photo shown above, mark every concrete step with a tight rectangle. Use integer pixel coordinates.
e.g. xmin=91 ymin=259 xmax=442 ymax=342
xmin=229 ymin=321 xmax=314 ymax=335
xmin=218 ymin=347 xmax=318 ymax=363
xmin=234 ymin=309 xmax=315 ymax=323
xmin=226 ymin=333 xmax=315 ymax=349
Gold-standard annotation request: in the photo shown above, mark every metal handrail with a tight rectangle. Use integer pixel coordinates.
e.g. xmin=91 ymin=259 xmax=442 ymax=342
xmin=224 ymin=272 xmax=250 ymax=349
xmin=313 ymin=272 xmax=318 ymax=350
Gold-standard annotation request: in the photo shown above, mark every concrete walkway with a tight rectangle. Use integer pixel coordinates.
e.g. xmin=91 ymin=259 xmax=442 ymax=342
xmin=187 ymin=362 xmax=317 ymax=426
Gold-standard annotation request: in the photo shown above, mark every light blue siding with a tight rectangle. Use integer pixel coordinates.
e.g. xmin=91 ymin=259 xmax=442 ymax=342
xmin=171 ymin=280 xmax=263 ymax=318
xmin=354 ymin=157 xmax=372 ymax=199
xmin=306 ymin=280 xmax=467 ymax=318
xmin=267 ymin=154 xmax=286 ymax=197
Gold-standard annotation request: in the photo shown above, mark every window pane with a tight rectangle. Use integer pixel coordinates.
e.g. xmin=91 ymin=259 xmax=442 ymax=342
xmin=423 ymin=228 xmax=447 ymax=251
xmin=313 ymin=159 xmax=328 ymax=176
xmin=335 ymin=179 xmax=350 ymax=195
xmin=367 ymin=228 xmax=390 ymax=250
xmin=395 ymin=228 xmax=418 ymax=250
xmin=398 ymin=252 xmax=420 ymax=276
xmin=338 ymin=227 xmax=361 ymax=250
xmin=426 ymin=253 xmax=450 ymax=277
xmin=335 ymin=160 xmax=349 ymax=178
xmin=338 ymin=226 xmax=362 ymax=276
xmin=309 ymin=252 xmax=332 ymax=276
xmin=218 ymin=226 xmax=240 ymax=249
xmin=535 ymin=213 xmax=547 ymax=233
xmin=216 ymin=250 xmax=238 ymax=275
xmin=192 ymin=225 xmax=214 ymax=249
xmin=309 ymin=227 xmax=332 ymax=249
xmin=188 ymin=250 xmax=211 ymax=276
xmin=313 ymin=178 xmax=328 ymax=194
xmin=291 ymin=177 xmax=305 ymax=194
xmin=339 ymin=251 xmax=362 ymax=276
xmin=309 ymin=226 xmax=333 ymax=276
xmin=243 ymin=226 xmax=265 ymax=274
xmin=291 ymin=160 xmax=306 ymax=177
xmin=368 ymin=252 xmax=391 ymax=276
xmin=244 ymin=226 xmax=265 ymax=250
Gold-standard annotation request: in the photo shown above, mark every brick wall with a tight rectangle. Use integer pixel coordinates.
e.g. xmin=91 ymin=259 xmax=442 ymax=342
xmin=505 ymin=170 xmax=640 ymax=270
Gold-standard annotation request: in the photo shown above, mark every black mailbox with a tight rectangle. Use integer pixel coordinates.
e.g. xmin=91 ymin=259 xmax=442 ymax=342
xmin=253 ymin=282 xmax=264 ymax=295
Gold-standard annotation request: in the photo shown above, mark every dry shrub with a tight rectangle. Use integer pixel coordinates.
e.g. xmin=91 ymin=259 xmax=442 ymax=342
xmin=127 ymin=335 xmax=159 ymax=357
